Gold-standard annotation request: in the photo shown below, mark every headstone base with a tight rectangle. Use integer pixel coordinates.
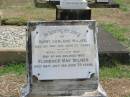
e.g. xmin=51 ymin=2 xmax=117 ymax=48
xmin=21 ymin=83 xmax=107 ymax=97
xmin=56 ymin=6 xmax=91 ymax=20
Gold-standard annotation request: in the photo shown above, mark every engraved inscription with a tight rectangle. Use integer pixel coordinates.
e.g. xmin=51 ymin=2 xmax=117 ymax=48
xmin=31 ymin=25 xmax=97 ymax=80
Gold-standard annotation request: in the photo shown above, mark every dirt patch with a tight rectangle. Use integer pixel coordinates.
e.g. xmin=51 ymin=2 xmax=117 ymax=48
xmin=101 ymin=79 xmax=130 ymax=97
xmin=0 ymin=74 xmax=26 ymax=97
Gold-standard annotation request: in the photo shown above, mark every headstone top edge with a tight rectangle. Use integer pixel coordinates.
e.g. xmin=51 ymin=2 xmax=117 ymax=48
xmin=57 ymin=5 xmax=90 ymax=10
xmin=60 ymin=0 xmax=88 ymax=9
xmin=27 ymin=20 xmax=96 ymax=25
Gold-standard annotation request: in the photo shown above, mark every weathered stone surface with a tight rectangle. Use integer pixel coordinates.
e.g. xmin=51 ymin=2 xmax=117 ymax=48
xmin=27 ymin=84 xmax=107 ymax=97
xmin=0 ymin=26 xmax=26 ymax=48
xmin=22 ymin=20 xmax=100 ymax=97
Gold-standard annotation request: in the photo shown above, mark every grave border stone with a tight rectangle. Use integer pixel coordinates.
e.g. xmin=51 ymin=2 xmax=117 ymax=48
xmin=0 ymin=11 xmax=2 ymax=25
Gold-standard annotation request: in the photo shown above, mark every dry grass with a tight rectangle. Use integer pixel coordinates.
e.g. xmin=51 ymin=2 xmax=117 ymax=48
xmin=1 ymin=7 xmax=56 ymax=21
xmin=0 ymin=74 xmax=26 ymax=97
xmin=101 ymin=79 xmax=130 ymax=97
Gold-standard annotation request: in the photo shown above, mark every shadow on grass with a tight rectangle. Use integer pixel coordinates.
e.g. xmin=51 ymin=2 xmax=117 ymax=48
xmin=34 ymin=0 xmax=56 ymax=8
xmin=99 ymin=54 xmax=130 ymax=79
xmin=99 ymin=53 xmax=130 ymax=68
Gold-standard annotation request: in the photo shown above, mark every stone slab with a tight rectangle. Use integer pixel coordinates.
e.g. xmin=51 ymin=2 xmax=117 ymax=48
xmin=28 ymin=79 xmax=98 ymax=95
xmin=97 ymin=27 xmax=129 ymax=53
xmin=23 ymin=84 xmax=107 ymax=97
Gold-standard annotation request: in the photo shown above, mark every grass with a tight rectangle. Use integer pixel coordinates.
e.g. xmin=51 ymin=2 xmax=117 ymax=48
xmin=0 ymin=0 xmax=55 ymax=25
xmin=114 ymin=0 xmax=130 ymax=11
xmin=0 ymin=7 xmax=55 ymax=25
xmin=0 ymin=63 xmax=26 ymax=76
xmin=1 ymin=17 xmax=27 ymax=25
xmin=101 ymin=23 xmax=130 ymax=49
xmin=101 ymin=23 xmax=129 ymax=42
xmin=100 ymin=64 xmax=130 ymax=80
xmin=99 ymin=55 xmax=130 ymax=80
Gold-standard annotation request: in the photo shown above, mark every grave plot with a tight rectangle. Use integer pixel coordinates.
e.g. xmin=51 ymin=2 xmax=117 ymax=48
xmin=0 ymin=26 xmax=26 ymax=64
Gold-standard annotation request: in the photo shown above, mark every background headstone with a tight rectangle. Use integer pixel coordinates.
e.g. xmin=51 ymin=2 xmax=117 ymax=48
xmin=60 ymin=0 xmax=88 ymax=9
xmin=56 ymin=0 xmax=91 ymax=20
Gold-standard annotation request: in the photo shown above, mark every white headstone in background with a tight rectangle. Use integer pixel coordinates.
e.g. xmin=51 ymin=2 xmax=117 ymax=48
xmin=96 ymin=0 xmax=109 ymax=3
xmin=60 ymin=0 xmax=88 ymax=9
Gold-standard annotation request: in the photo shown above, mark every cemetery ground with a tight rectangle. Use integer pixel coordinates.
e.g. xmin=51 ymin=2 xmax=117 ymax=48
xmin=0 ymin=0 xmax=130 ymax=97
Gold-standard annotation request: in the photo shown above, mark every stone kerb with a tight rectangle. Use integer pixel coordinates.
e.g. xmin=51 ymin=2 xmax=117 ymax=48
xmin=0 ymin=26 xmax=26 ymax=64
xmin=0 ymin=11 xmax=2 ymax=25
xmin=0 ymin=48 xmax=26 ymax=64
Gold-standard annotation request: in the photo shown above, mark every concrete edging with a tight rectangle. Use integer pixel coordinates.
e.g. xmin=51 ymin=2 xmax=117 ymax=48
xmin=0 ymin=48 xmax=26 ymax=64
xmin=0 ymin=11 xmax=2 ymax=25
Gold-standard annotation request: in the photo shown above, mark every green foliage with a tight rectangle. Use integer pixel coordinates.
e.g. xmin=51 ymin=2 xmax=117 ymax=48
xmin=100 ymin=64 xmax=130 ymax=80
xmin=0 ymin=63 xmax=26 ymax=76
xmin=1 ymin=17 xmax=27 ymax=26
xmin=101 ymin=23 xmax=129 ymax=42
xmin=114 ymin=0 xmax=130 ymax=11
xmin=126 ymin=95 xmax=130 ymax=97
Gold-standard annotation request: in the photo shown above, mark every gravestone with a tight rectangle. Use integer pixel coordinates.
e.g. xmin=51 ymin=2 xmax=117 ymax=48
xmin=96 ymin=0 xmax=112 ymax=3
xmin=60 ymin=0 xmax=88 ymax=9
xmin=21 ymin=20 xmax=107 ymax=97
xmin=56 ymin=0 xmax=91 ymax=20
